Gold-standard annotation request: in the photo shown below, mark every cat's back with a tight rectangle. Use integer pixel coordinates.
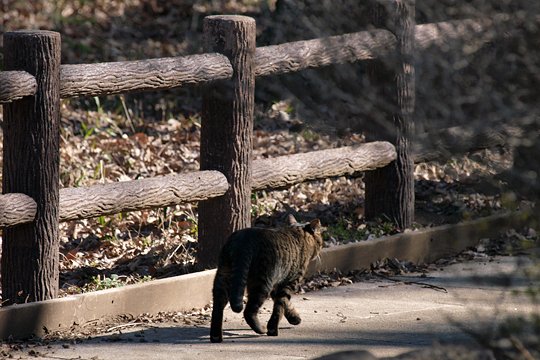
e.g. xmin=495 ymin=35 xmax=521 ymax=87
xmin=221 ymin=221 xmax=322 ymax=275
xmin=221 ymin=226 xmax=301 ymax=261
xmin=220 ymin=227 xmax=278 ymax=258
xmin=226 ymin=226 xmax=281 ymax=247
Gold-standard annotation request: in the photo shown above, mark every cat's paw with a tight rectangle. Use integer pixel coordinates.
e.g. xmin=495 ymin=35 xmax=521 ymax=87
xmin=267 ymin=328 xmax=279 ymax=336
xmin=210 ymin=335 xmax=223 ymax=343
xmin=285 ymin=313 xmax=302 ymax=325
xmin=245 ymin=311 xmax=268 ymax=334
xmin=246 ymin=318 xmax=267 ymax=334
xmin=253 ymin=326 xmax=267 ymax=334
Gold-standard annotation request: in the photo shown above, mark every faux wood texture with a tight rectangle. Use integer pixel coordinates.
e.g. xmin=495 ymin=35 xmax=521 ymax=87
xmin=58 ymin=171 xmax=228 ymax=221
xmin=3 ymin=125 xmax=516 ymax=228
xmin=255 ymin=17 xmax=506 ymax=77
xmin=0 ymin=17 xmax=506 ymax=101
xmin=365 ymin=0 xmax=416 ymax=230
xmin=415 ymin=16 xmax=508 ymax=50
xmin=392 ymin=0 xmax=416 ymax=228
xmin=2 ymin=30 xmax=61 ymax=304
xmin=413 ymin=124 xmax=520 ymax=163
xmin=0 ymin=194 xmax=37 ymax=227
xmin=0 ymin=142 xmax=395 ymax=226
xmin=254 ymin=29 xmax=395 ymax=77
xmin=0 ymin=71 xmax=37 ymax=103
xmin=252 ymin=142 xmax=396 ymax=190
xmin=198 ymin=15 xmax=256 ymax=268
xmin=59 ymin=53 xmax=233 ymax=98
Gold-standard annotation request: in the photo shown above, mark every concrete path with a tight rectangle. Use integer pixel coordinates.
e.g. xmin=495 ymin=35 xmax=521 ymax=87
xmin=17 ymin=254 xmax=538 ymax=359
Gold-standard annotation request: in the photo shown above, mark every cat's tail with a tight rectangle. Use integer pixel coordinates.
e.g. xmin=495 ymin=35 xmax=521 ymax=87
xmin=229 ymin=250 xmax=252 ymax=313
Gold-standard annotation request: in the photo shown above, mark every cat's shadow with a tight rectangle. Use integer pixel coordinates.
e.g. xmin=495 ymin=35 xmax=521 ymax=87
xmin=220 ymin=326 xmax=295 ymax=341
xmin=221 ymin=330 xmax=261 ymax=340
xmin=177 ymin=326 xmax=297 ymax=343
xmin=83 ymin=325 xmax=294 ymax=345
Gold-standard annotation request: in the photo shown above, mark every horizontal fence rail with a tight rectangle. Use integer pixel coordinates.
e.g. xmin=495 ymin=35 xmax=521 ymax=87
xmin=60 ymin=53 xmax=233 ymax=98
xmin=0 ymin=15 xmax=520 ymax=103
xmin=59 ymin=170 xmax=229 ymax=221
xmin=0 ymin=71 xmax=37 ymax=103
xmin=254 ymin=28 xmax=396 ymax=77
xmin=252 ymin=141 xmax=396 ymax=189
xmin=0 ymin=170 xmax=228 ymax=227
xmin=415 ymin=14 xmax=513 ymax=48
xmin=0 ymin=193 xmax=37 ymax=227
xmin=0 ymin=141 xmax=396 ymax=227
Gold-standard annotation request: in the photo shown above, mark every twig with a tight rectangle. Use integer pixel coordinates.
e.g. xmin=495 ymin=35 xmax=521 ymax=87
xmin=509 ymin=335 xmax=535 ymax=360
xmin=164 ymin=242 xmax=183 ymax=266
xmin=119 ymin=94 xmax=136 ymax=133
xmin=106 ymin=322 xmax=159 ymax=333
xmin=81 ymin=319 xmax=100 ymax=328
xmin=373 ymin=272 xmax=448 ymax=293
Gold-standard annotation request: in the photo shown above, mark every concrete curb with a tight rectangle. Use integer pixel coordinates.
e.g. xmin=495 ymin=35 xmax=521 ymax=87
xmin=0 ymin=269 xmax=216 ymax=339
xmin=0 ymin=211 xmax=529 ymax=339
xmin=309 ymin=211 xmax=530 ymax=274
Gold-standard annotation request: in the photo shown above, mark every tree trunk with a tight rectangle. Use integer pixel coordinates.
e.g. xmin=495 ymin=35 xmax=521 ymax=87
xmin=198 ymin=16 xmax=256 ymax=269
xmin=364 ymin=0 xmax=416 ymax=230
xmin=2 ymin=31 xmax=61 ymax=304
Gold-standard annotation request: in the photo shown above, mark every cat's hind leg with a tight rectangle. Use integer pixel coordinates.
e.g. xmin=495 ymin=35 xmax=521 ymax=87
xmin=210 ymin=268 xmax=231 ymax=343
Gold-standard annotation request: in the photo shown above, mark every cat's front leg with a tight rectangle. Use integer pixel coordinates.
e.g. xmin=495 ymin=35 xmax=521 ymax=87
xmin=283 ymin=298 xmax=301 ymax=325
xmin=279 ymin=285 xmax=302 ymax=325
xmin=283 ymin=302 xmax=301 ymax=325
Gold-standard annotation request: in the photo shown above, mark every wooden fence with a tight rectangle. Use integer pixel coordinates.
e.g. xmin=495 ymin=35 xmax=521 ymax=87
xmin=0 ymin=0 xmax=515 ymax=305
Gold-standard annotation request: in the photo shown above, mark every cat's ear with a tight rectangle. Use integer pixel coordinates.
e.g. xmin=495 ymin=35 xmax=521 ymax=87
xmin=309 ymin=219 xmax=321 ymax=232
xmin=287 ymin=214 xmax=298 ymax=225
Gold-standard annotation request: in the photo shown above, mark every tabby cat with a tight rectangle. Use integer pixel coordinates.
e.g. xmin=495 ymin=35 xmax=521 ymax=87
xmin=210 ymin=214 xmax=324 ymax=343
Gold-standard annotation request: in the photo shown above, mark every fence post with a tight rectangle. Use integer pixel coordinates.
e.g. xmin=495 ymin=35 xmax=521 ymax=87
xmin=198 ymin=16 xmax=256 ymax=268
xmin=364 ymin=0 xmax=416 ymax=229
xmin=2 ymin=31 xmax=61 ymax=304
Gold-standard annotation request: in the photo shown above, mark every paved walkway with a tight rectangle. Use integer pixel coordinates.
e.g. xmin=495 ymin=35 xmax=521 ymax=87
xmin=18 ymin=254 xmax=538 ymax=359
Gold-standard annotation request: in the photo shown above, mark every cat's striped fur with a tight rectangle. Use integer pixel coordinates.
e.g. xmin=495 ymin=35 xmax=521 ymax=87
xmin=210 ymin=215 xmax=324 ymax=343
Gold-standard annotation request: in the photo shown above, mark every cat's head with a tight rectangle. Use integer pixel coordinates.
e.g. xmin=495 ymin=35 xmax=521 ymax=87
xmin=287 ymin=214 xmax=325 ymax=258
